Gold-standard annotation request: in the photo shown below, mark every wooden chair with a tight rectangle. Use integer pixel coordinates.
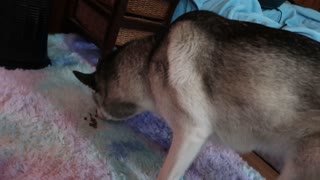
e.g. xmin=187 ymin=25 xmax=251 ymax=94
xmin=63 ymin=0 xmax=179 ymax=57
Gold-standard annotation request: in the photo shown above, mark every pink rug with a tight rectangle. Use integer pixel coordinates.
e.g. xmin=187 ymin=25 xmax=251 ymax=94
xmin=0 ymin=34 xmax=263 ymax=180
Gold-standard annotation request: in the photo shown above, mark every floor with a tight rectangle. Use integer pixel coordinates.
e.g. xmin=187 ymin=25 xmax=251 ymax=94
xmin=241 ymin=152 xmax=279 ymax=180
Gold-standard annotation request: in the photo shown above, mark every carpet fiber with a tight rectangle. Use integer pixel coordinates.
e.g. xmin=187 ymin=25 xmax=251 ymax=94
xmin=0 ymin=34 xmax=263 ymax=180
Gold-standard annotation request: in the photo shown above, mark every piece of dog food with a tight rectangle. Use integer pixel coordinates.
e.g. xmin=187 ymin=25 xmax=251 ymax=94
xmin=88 ymin=113 xmax=98 ymax=129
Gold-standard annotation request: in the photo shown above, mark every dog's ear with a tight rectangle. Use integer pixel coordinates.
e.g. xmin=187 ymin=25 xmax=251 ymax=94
xmin=73 ymin=71 xmax=97 ymax=91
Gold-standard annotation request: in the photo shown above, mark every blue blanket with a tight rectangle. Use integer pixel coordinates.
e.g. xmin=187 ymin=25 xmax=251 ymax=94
xmin=172 ymin=0 xmax=320 ymax=42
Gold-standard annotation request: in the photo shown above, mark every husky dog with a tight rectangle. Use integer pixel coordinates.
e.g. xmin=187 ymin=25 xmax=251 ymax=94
xmin=73 ymin=11 xmax=320 ymax=180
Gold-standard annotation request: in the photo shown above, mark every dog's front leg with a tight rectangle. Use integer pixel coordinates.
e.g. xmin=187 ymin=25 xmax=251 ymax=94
xmin=157 ymin=126 xmax=211 ymax=180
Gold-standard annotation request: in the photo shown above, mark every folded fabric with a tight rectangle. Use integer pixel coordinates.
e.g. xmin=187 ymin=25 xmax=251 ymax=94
xmin=172 ymin=0 xmax=320 ymax=42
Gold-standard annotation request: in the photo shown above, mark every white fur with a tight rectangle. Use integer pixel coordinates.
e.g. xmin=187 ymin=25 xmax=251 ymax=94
xmin=156 ymin=22 xmax=213 ymax=180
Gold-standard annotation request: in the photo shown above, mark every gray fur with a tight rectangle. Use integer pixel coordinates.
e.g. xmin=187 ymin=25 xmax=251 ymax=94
xmin=74 ymin=11 xmax=320 ymax=180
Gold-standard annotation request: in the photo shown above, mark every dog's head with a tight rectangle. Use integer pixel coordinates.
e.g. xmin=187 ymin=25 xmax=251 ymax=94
xmin=73 ymin=41 xmax=154 ymax=121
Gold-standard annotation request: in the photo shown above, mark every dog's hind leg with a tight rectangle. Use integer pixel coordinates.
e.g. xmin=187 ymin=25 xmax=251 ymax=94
xmin=278 ymin=133 xmax=320 ymax=180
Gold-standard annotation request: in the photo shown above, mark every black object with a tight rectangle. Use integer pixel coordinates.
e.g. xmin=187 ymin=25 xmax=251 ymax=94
xmin=0 ymin=0 xmax=51 ymax=69
xmin=258 ymin=0 xmax=287 ymax=9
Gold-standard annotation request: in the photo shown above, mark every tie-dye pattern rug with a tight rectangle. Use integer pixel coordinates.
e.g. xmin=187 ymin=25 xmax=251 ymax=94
xmin=0 ymin=34 xmax=264 ymax=180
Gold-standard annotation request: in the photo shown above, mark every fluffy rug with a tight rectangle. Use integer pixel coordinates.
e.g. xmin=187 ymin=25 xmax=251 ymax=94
xmin=0 ymin=34 xmax=263 ymax=180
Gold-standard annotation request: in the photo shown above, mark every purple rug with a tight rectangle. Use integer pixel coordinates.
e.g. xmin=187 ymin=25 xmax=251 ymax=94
xmin=0 ymin=34 xmax=264 ymax=180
